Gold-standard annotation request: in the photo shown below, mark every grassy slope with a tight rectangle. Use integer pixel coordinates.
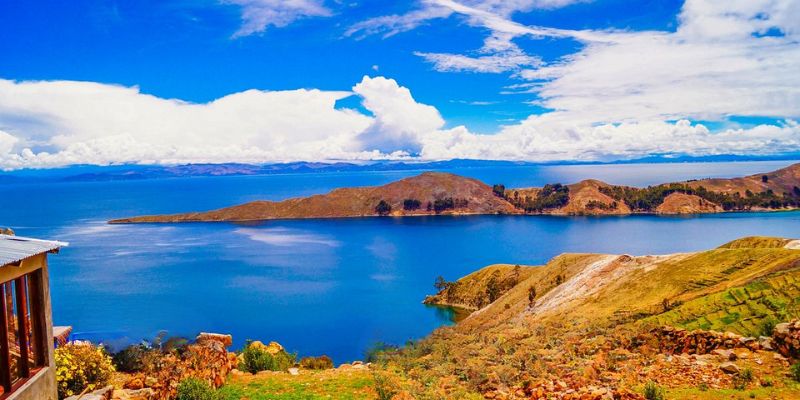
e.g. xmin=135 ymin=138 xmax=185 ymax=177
xmin=215 ymin=237 xmax=800 ymax=399
xmin=423 ymin=264 xmax=538 ymax=311
xmin=218 ymin=370 xmax=375 ymax=400
xmin=376 ymin=236 xmax=800 ymax=398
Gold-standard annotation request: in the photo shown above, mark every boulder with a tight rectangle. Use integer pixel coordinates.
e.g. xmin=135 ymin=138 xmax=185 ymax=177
xmin=65 ymin=386 xmax=114 ymax=400
xmin=112 ymin=388 xmax=155 ymax=400
xmin=771 ymin=319 xmax=800 ymax=358
xmin=719 ymin=362 xmax=740 ymax=374
xmin=288 ymin=367 xmax=299 ymax=376
xmin=196 ymin=333 xmax=233 ymax=348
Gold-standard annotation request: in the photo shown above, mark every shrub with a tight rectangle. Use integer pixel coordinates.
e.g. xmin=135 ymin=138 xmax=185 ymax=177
xmin=299 ymin=355 xmax=334 ymax=370
xmin=176 ymin=377 xmax=218 ymax=400
xmin=791 ymin=362 xmax=800 ymax=382
xmin=239 ymin=341 xmax=296 ymax=373
xmin=112 ymin=344 xmax=154 ymax=373
xmin=492 ymin=184 xmax=505 ymax=197
xmin=402 ymin=199 xmax=421 ymax=210
xmin=365 ymin=342 xmax=400 ymax=364
xmin=55 ymin=342 xmax=115 ymax=399
xmin=375 ymin=200 xmax=392 ymax=215
xmin=643 ymin=381 xmax=665 ymax=400
xmin=372 ymin=371 xmax=398 ymax=400
xmin=733 ymin=368 xmax=753 ymax=390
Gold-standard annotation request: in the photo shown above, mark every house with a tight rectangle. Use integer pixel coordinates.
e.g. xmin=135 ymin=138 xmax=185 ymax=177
xmin=0 ymin=234 xmax=66 ymax=400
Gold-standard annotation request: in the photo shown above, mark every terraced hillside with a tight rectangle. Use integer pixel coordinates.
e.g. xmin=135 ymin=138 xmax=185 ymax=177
xmin=393 ymin=237 xmax=800 ymax=399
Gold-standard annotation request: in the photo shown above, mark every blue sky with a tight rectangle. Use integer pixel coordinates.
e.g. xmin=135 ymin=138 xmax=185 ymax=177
xmin=0 ymin=0 xmax=798 ymax=168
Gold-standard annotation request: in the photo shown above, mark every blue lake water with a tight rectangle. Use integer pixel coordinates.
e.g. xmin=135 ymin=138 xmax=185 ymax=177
xmin=1 ymin=160 xmax=800 ymax=363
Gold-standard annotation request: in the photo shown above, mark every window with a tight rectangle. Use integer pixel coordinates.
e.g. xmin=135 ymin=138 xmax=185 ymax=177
xmin=0 ymin=270 xmax=46 ymax=396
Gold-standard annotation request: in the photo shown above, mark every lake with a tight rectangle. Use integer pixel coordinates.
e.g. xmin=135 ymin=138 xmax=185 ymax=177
xmin=1 ymin=160 xmax=800 ymax=363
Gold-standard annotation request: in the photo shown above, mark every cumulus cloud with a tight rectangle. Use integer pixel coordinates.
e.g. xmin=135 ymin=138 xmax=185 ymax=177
xmin=353 ymin=76 xmax=444 ymax=154
xmin=2 ymin=1 xmax=800 ymax=169
xmin=0 ymin=78 xmax=376 ymax=168
xmin=223 ymin=0 xmax=331 ymax=37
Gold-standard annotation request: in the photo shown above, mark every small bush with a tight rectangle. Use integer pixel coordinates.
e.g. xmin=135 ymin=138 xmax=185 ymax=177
xmin=373 ymin=371 xmax=398 ymax=400
xmin=643 ymin=381 xmax=665 ymax=400
xmin=239 ymin=341 xmax=296 ymax=373
xmin=791 ymin=362 xmax=800 ymax=382
xmin=299 ymin=355 xmax=334 ymax=370
xmin=55 ymin=342 xmax=115 ymax=399
xmin=112 ymin=344 xmax=153 ymax=373
xmin=176 ymin=377 xmax=218 ymax=400
xmin=733 ymin=367 xmax=754 ymax=390
xmin=365 ymin=342 xmax=400 ymax=364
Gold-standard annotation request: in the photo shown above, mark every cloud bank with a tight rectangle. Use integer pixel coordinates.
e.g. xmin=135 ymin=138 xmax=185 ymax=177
xmin=0 ymin=0 xmax=799 ymax=169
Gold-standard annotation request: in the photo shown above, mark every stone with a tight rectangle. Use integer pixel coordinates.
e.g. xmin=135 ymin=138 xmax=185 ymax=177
xmin=65 ymin=386 xmax=114 ymax=400
xmin=196 ymin=332 xmax=233 ymax=347
xmin=758 ymin=336 xmax=774 ymax=351
xmin=112 ymin=388 xmax=155 ymax=400
xmin=719 ymin=362 xmax=739 ymax=374
xmin=712 ymin=349 xmax=736 ymax=361
xmin=288 ymin=367 xmax=299 ymax=376
xmin=123 ymin=375 xmax=144 ymax=390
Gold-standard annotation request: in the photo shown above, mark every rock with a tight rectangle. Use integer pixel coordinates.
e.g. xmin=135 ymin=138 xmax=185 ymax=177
xmin=719 ymin=362 xmax=740 ymax=374
xmin=65 ymin=386 xmax=114 ymax=400
xmin=196 ymin=332 xmax=233 ymax=347
xmin=771 ymin=319 xmax=800 ymax=358
xmin=123 ymin=375 xmax=144 ymax=390
xmin=758 ymin=336 xmax=774 ymax=351
xmin=712 ymin=349 xmax=736 ymax=361
xmin=230 ymin=369 xmax=246 ymax=376
xmin=112 ymin=388 xmax=155 ymax=400
xmin=288 ymin=367 xmax=299 ymax=376
xmin=247 ymin=340 xmax=286 ymax=355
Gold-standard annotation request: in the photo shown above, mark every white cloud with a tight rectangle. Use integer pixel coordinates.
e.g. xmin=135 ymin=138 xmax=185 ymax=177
xmin=223 ymin=0 xmax=332 ymax=37
xmin=353 ymin=76 xmax=444 ymax=154
xmin=415 ymin=48 xmax=540 ymax=73
xmin=2 ymin=1 xmax=800 ymax=169
xmin=0 ymin=78 xmax=377 ymax=169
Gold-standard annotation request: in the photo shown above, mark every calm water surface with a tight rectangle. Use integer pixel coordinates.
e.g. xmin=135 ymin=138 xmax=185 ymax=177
xmin=1 ymin=161 xmax=799 ymax=362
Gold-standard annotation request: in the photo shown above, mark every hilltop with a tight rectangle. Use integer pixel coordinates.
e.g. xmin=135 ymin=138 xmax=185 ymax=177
xmin=110 ymin=163 xmax=800 ymax=223
xmin=382 ymin=236 xmax=800 ymax=399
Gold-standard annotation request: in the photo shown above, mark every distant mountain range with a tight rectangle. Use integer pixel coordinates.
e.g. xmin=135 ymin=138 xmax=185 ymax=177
xmin=3 ymin=154 xmax=800 ymax=183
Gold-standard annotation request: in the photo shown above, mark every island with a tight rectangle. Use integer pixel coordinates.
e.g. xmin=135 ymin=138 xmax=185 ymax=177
xmin=110 ymin=162 xmax=800 ymax=223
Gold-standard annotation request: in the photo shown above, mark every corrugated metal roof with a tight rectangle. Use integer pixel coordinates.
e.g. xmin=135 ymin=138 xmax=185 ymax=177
xmin=0 ymin=234 xmax=68 ymax=267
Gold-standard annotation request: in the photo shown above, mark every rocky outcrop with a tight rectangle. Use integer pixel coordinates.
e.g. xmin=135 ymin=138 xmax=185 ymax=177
xmin=772 ymin=319 xmax=800 ymax=359
xmin=649 ymin=326 xmax=762 ymax=354
xmin=121 ymin=332 xmax=235 ymax=400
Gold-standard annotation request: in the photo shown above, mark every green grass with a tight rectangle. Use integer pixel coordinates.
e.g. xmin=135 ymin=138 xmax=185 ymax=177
xmin=641 ymin=268 xmax=800 ymax=336
xmin=665 ymin=383 xmax=800 ymax=400
xmin=218 ymin=370 xmax=375 ymax=400
xmin=719 ymin=237 xmax=791 ymax=249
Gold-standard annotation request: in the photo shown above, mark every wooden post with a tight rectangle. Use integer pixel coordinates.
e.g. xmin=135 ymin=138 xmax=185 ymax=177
xmin=0 ymin=283 xmax=12 ymax=393
xmin=14 ymin=277 xmax=30 ymax=378
xmin=27 ymin=271 xmax=46 ymax=367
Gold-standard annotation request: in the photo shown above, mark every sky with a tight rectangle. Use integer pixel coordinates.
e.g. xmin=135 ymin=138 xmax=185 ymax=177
xmin=0 ymin=0 xmax=798 ymax=169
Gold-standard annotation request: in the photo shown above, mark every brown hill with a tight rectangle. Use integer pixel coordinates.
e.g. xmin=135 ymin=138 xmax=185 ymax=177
xmin=110 ymin=172 xmax=520 ymax=223
xmin=688 ymin=162 xmax=800 ymax=195
xmin=655 ymin=192 xmax=723 ymax=214
xmin=111 ymin=162 xmax=800 ymax=223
